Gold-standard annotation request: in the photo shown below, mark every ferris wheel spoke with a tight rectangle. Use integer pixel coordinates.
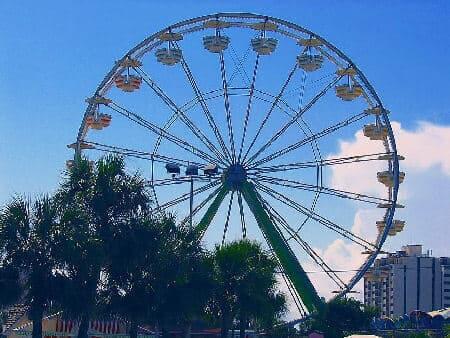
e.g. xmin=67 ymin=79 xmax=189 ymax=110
xmin=249 ymin=151 xmax=394 ymax=174
xmin=253 ymin=180 xmax=376 ymax=250
xmin=221 ymin=191 xmax=235 ymax=245
xmin=237 ymin=191 xmax=247 ymax=239
xmin=242 ymin=62 xmax=299 ymax=164
xmin=147 ymin=176 xmax=214 ymax=188
xmin=260 ymin=196 xmax=347 ymax=290
xmin=219 ymin=51 xmax=237 ymax=163
xmin=252 ymin=173 xmax=390 ymax=205
xmin=228 ymin=44 xmax=252 ymax=85
xmin=105 ymin=100 xmax=220 ymax=165
xmin=249 ymin=111 xmax=368 ymax=169
xmin=179 ymin=185 xmax=224 ymax=227
xmin=237 ymin=53 xmax=260 ymax=162
xmin=153 ymin=179 xmax=221 ymax=213
xmin=173 ymin=45 xmax=233 ymax=163
xmin=244 ymin=71 xmax=346 ymax=166
xmin=81 ymin=140 xmax=213 ymax=169
xmin=134 ymin=66 xmax=229 ymax=165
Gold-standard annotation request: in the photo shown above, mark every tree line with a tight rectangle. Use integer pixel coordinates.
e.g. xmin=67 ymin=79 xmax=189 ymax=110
xmin=0 ymin=156 xmax=286 ymax=338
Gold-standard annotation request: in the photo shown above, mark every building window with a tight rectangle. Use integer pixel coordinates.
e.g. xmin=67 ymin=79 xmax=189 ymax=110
xmin=444 ymin=289 xmax=450 ymax=292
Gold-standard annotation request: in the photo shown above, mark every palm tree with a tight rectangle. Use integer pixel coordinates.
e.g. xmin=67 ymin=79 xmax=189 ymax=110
xmin=101 ymin=214 xmax=162 ymax=338
xmin=0 ymin=196 xmax=58 ymax=338
xmin=151 ymin=221 xmax=213 ymax=338
xmin=309 ymin=297 xmax=379 ymax=338
xmin=53 ymin=156 xmax=151 ymax=338
xmin=210 ymin=240 xmax=286 ymax=338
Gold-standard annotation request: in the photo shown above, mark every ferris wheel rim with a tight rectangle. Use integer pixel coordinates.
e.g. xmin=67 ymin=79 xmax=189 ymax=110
xmin=73 ymin=12 xmax=402 ymax=315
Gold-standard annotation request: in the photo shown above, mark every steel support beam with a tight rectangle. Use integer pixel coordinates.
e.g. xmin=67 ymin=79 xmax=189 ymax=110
xmin=240 ymin=181 xmax=323 ymax=313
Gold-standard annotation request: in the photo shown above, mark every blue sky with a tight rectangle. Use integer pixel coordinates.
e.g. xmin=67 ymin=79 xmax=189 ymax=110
xmin=1 ymin=1 xmax=449 ymax=201
xmin=1 ymin=1 xmax=450 ymax=302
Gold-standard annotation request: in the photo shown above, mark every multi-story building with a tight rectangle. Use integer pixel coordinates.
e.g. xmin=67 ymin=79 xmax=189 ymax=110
xmin=442 ymin=257 xmax=450 ymax=308
xmin=364 ymin=244 xmax=450 ymax=317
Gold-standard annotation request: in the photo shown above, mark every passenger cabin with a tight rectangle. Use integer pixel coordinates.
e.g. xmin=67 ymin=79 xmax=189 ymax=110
xmin=363 ymin=124 xmax=388 ymax=140
xmin=335 ymin=84 xmax=363 ymax=101
xmin=377 ymin=171 xmax=405 ymax=187
xmin=365 ymin=106 xmax=390 ymax=116
xmin=203 ymin=35 xmax=230 ymax=53
xmin=251 ymin=37 xmax=277 ymax=55
xmin=114 ymin=74 xmax=142 ymax=92
xmin=297 ymin=54 xmax=324 ymax=72
xmin=86 ymin=114 xmax=111 ymax=130
xmin=155 ymin=48 xmax=182 ymax=66
xmin=204 ymin=164 xmax=218 ymax=176
xmin=376 ymin=220 xmax=406 ymax=236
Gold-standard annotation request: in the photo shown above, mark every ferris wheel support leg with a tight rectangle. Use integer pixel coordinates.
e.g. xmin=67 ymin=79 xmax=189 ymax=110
xmin=240 ymin=181 xmax=323 ymax=314
xmin=195 ymin=185 xmax=228 ymax=237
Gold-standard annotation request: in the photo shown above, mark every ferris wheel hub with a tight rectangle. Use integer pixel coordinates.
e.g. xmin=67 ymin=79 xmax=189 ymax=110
xmin=222 ymin=163 xmax=247 ymax=190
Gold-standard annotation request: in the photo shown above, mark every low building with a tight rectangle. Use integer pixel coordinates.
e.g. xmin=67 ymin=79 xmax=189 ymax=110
xmin=364 ymin=244 xmax=450 ymax=317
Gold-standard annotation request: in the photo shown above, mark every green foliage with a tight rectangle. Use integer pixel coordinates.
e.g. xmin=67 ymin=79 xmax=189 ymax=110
xmin=309 ymin=297 xmax=378 ymax=338
xmin=444 ymin=323 xmax=450 ymax=338
xmin=52 ymin=155 xmax=152 ymax=338
xmin=0 ymin=155 xmax=290 ymax=338
xmin=0 ymin=195 xmax=59 ymax=338
xmin=103 ymin=213 xmax=213 ymax=337
xmin=209 ymin=239 xmax=286 ymax=337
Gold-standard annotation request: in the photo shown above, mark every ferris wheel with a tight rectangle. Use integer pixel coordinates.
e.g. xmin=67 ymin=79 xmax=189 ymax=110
xmin=69 ymin=13 xmax=405 ymax=316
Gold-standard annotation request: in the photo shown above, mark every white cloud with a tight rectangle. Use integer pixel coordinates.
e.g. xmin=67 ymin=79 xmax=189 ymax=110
xmin=329 ymin=121 xmax=450 ymax=198
xmin=306 ymin=121 xmax=450 ymax=302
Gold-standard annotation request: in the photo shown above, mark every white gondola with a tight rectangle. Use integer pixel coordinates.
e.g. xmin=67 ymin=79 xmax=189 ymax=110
xmin=376 ymin=220 xmax=405 ymax=236
xmin=337 ymin=68 xmax=358 ymax=76
xmin=378 ymin=202 xmax=405 ymax=209
xmin=393 ymin=220 xmax=405 ymax=233
xmin=376 ymin=220 xmax=386 ymax=232
xmin=377 ymin=171 xmax=405 ymax=187
xmin=203 ymin=20 xmax=231 ymax=29
xmin=159 ymin=32 xmax=183 ymax=42
xmin=86 ymin=113 xmax=111 ymax=130
xmin=114 ymin=74 xmax=142 ymax=92
xmin=335 ymin=84 xmax=363 ymax=101
xmin=155 ymin=48 xmax=182 ymax=66
xmin=251 ymin=37 xmax=277 ymax=55
xmin=363 ymin=124 xmax=388 ymax=140
xmin=250 ymin=21 xmax=278 ymax=31
xmin=298 ymin=38 xmax=323 ymax=47
xmin=364 ymin=106 xmax=390 ymax=116
xmin=204 ymin=164 xmax=218 ymax=176
xmin=297 ymin=54 xmax=324 ymax=72
xmin=203 ymin=35 xmax=230 ymax=53
xmin=378 ymin=154 xmax=405 ymax=161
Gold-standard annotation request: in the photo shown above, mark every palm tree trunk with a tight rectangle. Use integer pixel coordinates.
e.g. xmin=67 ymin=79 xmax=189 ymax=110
xmin=220 ymin=312 xmax=229 ymax=338
xmin=239 ymin=312 xmax=246 ymax=338
xmin=129 ymin=320 xmax=138 ymax=338
xmin=161 ymin=318 xmax=170 ymax=338
xmin=77 ymin=314 xmax=89 ymax=338
xmin=31 ymin=307 xmax=43 ymax=338
xmin=182 ymin=321 xmax=191 ymax=338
